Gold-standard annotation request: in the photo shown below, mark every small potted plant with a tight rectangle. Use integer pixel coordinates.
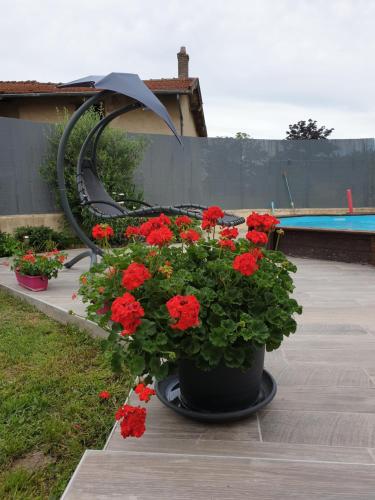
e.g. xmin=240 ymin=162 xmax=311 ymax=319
xmin=12 ymin=249 xmax=67 ymax=291
xmin=79 ymin=210 xmax=302 ymax=438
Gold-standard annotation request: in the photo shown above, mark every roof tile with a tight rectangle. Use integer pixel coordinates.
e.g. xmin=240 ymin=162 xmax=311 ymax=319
xmin=0 ymin=78 xmax=196 ymax=95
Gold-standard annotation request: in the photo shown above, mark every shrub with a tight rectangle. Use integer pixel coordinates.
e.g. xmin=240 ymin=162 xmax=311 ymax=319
xmin=0 ymin=232 xmax=19 ymax=257
xmin=13 ymin=226 xmax=73 ymax=252
xmin=40 ymin=107 xmax=148 ymax=230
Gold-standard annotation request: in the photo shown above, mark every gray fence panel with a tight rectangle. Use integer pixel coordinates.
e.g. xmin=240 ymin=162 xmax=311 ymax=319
xmin=135 ymin=134 xmax=375 ymax=210
xmin=0 ymin=116 xmax=374 ymax=216
xmin=0 ymin=117 xmax=58 ymax=216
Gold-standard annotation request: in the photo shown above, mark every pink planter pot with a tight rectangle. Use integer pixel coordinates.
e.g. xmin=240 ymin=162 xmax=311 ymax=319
xmin=15 ymin=271 xmax=49 ymax=292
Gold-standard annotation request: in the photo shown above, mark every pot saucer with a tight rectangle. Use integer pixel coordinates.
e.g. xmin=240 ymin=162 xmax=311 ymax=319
xmin=155 ymin=370 xmax=277 ymax=423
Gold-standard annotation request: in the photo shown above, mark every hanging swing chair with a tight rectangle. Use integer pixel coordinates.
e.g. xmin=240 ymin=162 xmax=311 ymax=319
xmin=56 ymin=73 xmax=244 ymax=268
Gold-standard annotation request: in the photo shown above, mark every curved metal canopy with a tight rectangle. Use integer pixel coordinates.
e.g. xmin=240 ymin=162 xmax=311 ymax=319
xmin=59 ymin=72 xmax=181 ymax=143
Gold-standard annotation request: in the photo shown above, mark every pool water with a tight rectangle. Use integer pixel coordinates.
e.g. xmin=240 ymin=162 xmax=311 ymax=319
xmin=278 ymin=215 xmax=375 ymax=232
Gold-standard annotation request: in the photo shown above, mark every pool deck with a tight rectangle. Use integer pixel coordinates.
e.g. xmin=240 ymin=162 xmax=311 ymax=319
xmin=1 ymin=252 xmax=375 ymax=499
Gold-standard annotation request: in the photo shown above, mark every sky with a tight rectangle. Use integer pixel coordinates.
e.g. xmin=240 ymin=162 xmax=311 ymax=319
xmin=2 ymin=0 xmax=375 ymax=139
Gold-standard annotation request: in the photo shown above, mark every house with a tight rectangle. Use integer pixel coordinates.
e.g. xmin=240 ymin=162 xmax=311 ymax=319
xmin=0 ymin=47 xmax=207 ymax=137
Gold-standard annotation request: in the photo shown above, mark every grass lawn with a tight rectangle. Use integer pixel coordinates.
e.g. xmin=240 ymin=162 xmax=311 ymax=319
xmin=0 ymin=290 xmax=132 ymax=499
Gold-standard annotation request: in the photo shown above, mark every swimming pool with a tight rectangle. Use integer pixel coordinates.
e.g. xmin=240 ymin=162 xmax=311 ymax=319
xmin=273 ymin=214 xmax=375 ymax=265
xmin=278 ymin=215 xmax=375 ymax=232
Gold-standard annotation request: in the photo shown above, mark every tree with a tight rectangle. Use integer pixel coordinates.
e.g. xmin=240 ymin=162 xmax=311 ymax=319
xmin=286 ymin=119 xmax=334 ymax=140
xmin=40 ymin=107 xmax=148 ymax=238
xmin=235 ymin=132 xmax=252 ymax=139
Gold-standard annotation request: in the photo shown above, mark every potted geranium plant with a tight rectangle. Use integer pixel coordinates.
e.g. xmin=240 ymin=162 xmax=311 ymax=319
xmin=79 ymin=209 xmax=302 ymax=438
xmin=12 ymin=249 xmax=67 ymax=291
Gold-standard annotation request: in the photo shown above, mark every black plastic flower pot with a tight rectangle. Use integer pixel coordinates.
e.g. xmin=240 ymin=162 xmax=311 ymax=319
xmin=178 ymin=345 xmax=265 ymax=412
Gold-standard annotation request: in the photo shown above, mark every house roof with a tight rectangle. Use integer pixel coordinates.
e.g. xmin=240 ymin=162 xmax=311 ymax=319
xmin=0 ymin=78 xmax=207 ymax=137
xmin=0 ymin=78 xmax=197 ymax=95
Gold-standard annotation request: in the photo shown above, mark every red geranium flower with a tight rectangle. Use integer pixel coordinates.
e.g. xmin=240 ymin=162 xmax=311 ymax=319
xmin=233 ymin=252 xmax=259 ymax=276
xmin=175 ymin=215 xmax=193 ymax=228
xmin=246 ymin=230 xmax=268 ymax=245
xmin=125 ymin=226 xmax=140 ymax=239
xmin=92 ymin=224 xmax=114 ymax=240
xmin=111 ymin=292 xmax=144 ymax=335
xmin=166 ymin=295 xmax=200 ymax=331
xmin=122 ymin=263 xmax=151 ymax=291
xmin=115 ymin=404 xmax=146 ymax=439
xmin=202 ymin=206 xmax=224 ymax=230
xmin=22 ymin=254 xmax=36 ymax=263
xmin=139 ymin=214 xmax=171 ymax=237
xmin=99 ymin=391 xmax=111 ymax=400
xmin=220 ymin=227 xmax=239 ymax=239
xmin=246 ymin=212 xmax=280 ymax=232
xmin=180 ymin=229 xmax=201 ymax=243
xmin=146 ymin=226 xmax=174 ymax=247
xmin=252 ymin=247 xmax=264 ymax=261
xmin=134 ymin=383 xmax=156 ymax=403
xmin=155 ymin=213 xmax=171 ymax=226
xmin=218 ymin=239 xmax=236 ymax=251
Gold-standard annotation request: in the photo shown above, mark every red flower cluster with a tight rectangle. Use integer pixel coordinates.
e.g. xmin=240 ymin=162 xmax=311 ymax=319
xmin=220 ymin=227 xmax=238 ymax=239
xmin=246 ymin=230 xmax=268 ymax=245
xmin=22 ymin=253 xmax=36 ymax=263
xmin=115 ymin=404 xmax=146 ymax=438
xmin=202 ymin=206 xmax=224 ymax=230
xmin=111 ymin=292 xmax=144 ymax=335
xmin=180 ymin=229 xmax=201 ymax=243
xmin=175 ymin=215 xmax=193 ymax=228
xmin=92 ymin=224 xmax=114 ymax=240
xmin=246 ymin=212 xmax=279 ymax=232
xmin=134 ymin=383 xmax=156 ymax=402
xmin=166 ymin=295 xmax=200 ymax=331
xmin=218 ymin=239 xmax=236 ymax=251
xmin=139 ymin=214 xmax=171 ymax=237
xmin=233 ymin=252 xmax=259 ymax=276
xmin=99 ymin=391 xmax=111 ymax=400
xmin=122 ymin=262 xmax=151 ymax=291
xmin=146 ymin=226 xmax=174 ymax=247
xmin=125 ymin=226 xmax=140 ymax=239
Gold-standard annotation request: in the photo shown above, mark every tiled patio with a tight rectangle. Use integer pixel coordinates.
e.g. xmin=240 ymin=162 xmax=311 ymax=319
xmin=1 ymin=252 xmax=375 ymax=499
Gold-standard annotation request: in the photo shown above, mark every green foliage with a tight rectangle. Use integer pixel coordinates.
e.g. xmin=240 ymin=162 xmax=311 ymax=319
xmin=0 ymin=231 xmax=19 ymax=257
xmin=78 ymin=219 xmax=302 ymax=380
xmin=13 ymin=225 xmax=75 ymax=252
xmin=286 ymin=119 xmax=334 ymax=140
xmin=0 ymin=290 xmax=131 ymax=499
xmin=39 ymin=107 xmax=148 ymax=229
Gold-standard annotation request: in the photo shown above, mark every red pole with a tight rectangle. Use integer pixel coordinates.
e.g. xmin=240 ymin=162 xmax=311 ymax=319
xmin=346 ymin=189 xmax=354 ymax=214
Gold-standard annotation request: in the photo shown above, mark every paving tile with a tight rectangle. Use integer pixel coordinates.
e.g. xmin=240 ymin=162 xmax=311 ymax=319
xmin=259 ymin=410 xmax=375 ymax=447
xmin=106 ymin=431 xmax=374 ymax=464
xmin=276 ymin=364 xmax=370 ymax=387
xmin=63 ymin=450 xmax=375 ymax=500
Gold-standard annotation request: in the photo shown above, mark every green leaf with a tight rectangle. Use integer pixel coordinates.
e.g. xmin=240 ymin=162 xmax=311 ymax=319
xmin=224 ymin=347 xmax=245 ymax=368
xmin=209 ymin=327 xmax=228 ymax=347
xmin=129 ymin=354 xmax=145 ymax=375
xmin=200 ymin=343 xmax=222 ymax=366
xmin=149 ymin=357 xmax=169 ymax=380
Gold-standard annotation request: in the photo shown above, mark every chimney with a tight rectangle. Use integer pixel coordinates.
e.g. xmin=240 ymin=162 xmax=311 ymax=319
xmin=177 ymin=46 xmax=189 ymax=78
